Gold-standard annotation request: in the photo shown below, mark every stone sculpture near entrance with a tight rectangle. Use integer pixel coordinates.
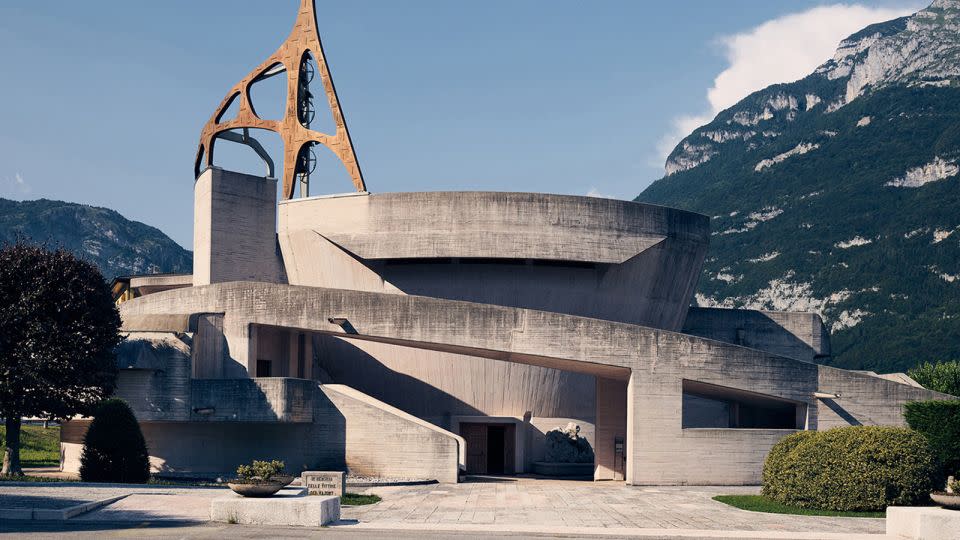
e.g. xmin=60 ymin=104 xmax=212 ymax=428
xmin=544 ymin=423 xmax=595 ymax=464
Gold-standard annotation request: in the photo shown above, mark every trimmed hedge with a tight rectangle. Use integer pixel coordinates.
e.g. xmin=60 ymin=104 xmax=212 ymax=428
xmin=904 ymin=400 xmax=960 ymax=479
xmin=79 ymin=399 xmax=150 ymax=483
xmin=761 ymin=431 xmax=817 ymax=501
xmin=762 ymin=426 xmax=935 ymax=512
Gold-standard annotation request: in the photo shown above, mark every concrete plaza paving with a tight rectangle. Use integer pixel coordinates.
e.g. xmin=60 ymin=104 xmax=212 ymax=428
xmin=340 ymin=477 xmax=885 ymax=536
xmin=0 ymin=477 xmax=887 ymax=538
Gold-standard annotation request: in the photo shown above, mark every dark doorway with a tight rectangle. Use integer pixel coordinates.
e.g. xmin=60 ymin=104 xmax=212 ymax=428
xmin=256 ymin=359 xmax=272 ymax=377
xmin=461 ymin=422 xmax=515 ymax=475
xmin=487 ymin=426 xmax=505 ymax=474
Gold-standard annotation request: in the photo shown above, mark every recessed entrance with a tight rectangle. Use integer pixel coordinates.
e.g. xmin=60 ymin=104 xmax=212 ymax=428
xmin=461 ymin=422 xmax=515 ymax=475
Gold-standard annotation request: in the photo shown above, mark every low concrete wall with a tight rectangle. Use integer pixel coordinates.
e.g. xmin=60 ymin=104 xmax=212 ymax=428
xmin=531 ymin=462 xmax=593 ymax=477
xmin=63 ymin=381 xmax=462 ymax=483
xmin=210 ymin=489 xmax=340 ymax=527
xmin=190 ymin=378 xmax=315 ymax=423
xmin=321 ymin=384 xmax=463 ymax=483
xmin=61 ymin=420 xmax=328 ymax=477
xmin=59 ymin=420 xmax=89 ymax=473
xmin=887 ymin=506 xmax=960 ymax=540
xmin=114 ymin=332 xmax=192 ymax=422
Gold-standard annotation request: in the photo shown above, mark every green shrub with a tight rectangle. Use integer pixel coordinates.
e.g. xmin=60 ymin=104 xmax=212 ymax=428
xmin=904 ymin=400 xmax=960 ymax=479
xmin=761 ymin=431 xmax=818 ymax=501
xmin=235 ymin=460 xmax=285 ymax=482
xmin=908 ymin=361 xmax=960 ymax=396
xmin=762 ymin=426 xmax=935 ymax=512
xmin=79 ymin=399 xmax=150 ymax=483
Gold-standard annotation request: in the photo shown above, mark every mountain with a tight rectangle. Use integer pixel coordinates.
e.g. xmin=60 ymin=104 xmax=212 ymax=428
xmin=0 ymin=198 xmax=192 ymax=281
xmin=637 ymin=0 xmax=960 ymax=373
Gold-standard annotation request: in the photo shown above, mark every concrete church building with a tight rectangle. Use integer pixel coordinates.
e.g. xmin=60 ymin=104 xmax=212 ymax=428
xmin=62 ymin=1 xmax=947 ymax=485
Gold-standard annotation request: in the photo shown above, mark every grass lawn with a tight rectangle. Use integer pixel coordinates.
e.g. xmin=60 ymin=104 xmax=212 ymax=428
xmin=0 ymin=474 xmax=63 ymax=482
xmin=712 ymin=495 xmax=885 ymax=518
xmin=341 ymin=493 xmax=381 ymax=506
xmin=0 ymin=425 xmax=60 ymax=467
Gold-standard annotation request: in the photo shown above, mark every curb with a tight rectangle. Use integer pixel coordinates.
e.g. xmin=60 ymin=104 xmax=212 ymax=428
xmin=327 ymin=522 xmax=886 ymax=540
xmin=0 ymin=481 xmax=227 ymax=490
xmin=0 ymin=494 xmax=127 ymax=520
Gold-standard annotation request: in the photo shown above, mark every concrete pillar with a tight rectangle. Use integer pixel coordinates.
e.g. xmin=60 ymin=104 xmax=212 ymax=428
xmin=220 ymin=317 xmax=256 ymax=378
xmin=193 ymin=168 xmax=286 ymax=286
xmin=192 ymin=314 xmax=226 ymax=379
xmin=594 ymin=377 xmax=627 ymax=480
xmin=626 ymin=372 xmax=636 ymax=485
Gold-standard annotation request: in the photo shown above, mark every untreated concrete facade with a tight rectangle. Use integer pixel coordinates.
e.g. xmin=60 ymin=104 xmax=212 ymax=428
xmin=63 ymin=0 xmax=950 ymax=484
xmin=64 ymin=168 xmax=951 ymax=485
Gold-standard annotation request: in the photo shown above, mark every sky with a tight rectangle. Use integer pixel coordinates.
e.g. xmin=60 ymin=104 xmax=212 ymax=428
xmin=0 ymin=0 xmax=924 ymax=248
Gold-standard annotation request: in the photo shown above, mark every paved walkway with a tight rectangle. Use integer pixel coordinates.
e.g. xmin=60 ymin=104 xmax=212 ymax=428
xmin=0 ymin=485 xmax=225 ymax=522
xmin=0 ymin=478 xmax=886 ymax=538
xmin=341 ymin=477 xmax=885 ymax=536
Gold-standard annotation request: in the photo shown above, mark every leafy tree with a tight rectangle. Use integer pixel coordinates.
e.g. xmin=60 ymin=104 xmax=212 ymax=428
xmin=0 ymin=241 xmax=121 ymax=475
xmin=79 ymin=399 xmax=150 ymax=483
xmin=908 ymin=361 xmax=960 ymax=396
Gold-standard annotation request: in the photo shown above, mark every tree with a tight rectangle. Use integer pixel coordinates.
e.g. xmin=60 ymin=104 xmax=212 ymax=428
xmin=0 ymin=241 xmax=121 ymax=475
xmin=908 ymin=361 xmax=960 ymax=397
xmin=79 ymin=399 xmax=150 ymax=483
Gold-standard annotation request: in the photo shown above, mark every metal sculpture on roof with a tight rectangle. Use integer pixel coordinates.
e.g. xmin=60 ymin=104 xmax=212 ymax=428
xmin=195 ymin=0 xmax=366 ymax=198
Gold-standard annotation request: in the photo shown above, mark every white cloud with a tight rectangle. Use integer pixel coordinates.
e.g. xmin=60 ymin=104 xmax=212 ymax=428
xmin=586 ymin=187 xmax=615 ymax=199
xmin=654 ymin=3 xmax=919 ymax=169
xmin=2 ymin=171 xmax=31 ymax=198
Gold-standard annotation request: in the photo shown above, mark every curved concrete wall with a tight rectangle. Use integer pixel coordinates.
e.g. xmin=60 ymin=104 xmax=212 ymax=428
xmin=120 ymin=282 xmax=952 ymax=484
xmin=278 ymin=192 xmax=709 ymax=331
xmin=314 ymin=334 xmax=596 ymax=428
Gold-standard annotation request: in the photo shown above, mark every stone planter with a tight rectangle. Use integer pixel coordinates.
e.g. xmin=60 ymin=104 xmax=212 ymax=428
xmin=930 ymin=492 xmax=960 ymax=510
xmin=272 ymin=475 xmax=295 ymax=487
xmin=228 ymin=482 xmax=285 ymax=498
xmin=228 ymin=476 xmax=294 ymax=498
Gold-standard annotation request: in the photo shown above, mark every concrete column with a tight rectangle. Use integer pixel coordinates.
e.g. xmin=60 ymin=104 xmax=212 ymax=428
xmin=594 ymin=377 xmax=627 ymax=480
xmin=221 ymin=317 xmax=256 ymax=378
xmin=193 ymin=168 xmax=286 ymax=286
xmin=625 ymin=372 xmax=636 ymax=484
xmin=192 ymin=314 xmax=226 ymax=379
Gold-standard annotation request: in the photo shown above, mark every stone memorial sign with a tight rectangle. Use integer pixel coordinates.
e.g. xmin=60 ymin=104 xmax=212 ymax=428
xmin=302 ymin=471 xmax=345 ymax=497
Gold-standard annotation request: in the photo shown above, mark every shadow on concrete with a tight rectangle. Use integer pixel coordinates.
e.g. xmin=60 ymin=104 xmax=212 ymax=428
xmin=462 ymin=473 xmax=595 ymax=483
xmin=142 ymin=379 xmax=347 ymax=479
xmin=314 ymin=334 xmax=598 ymax=473
xmin=0 ymin=494 xmax=89 ymax=510
xmin=0 ymin=519 xmax=203 ymax=535
xmin=314 ymin=334 xmax=488 ymax=428
xmin=821 ymin=398 xmax=863 ymax=426
xmin=461 ymin=475 xmax=519 ymax=483
xmin=683 ymin=307 xmax=827 ymax=362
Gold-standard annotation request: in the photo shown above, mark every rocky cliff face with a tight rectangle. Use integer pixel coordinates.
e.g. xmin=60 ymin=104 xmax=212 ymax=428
xmin=0 ymin=198 xmax=191 ymax=280
xmin=638 ymin=0 xmax=960 ymax=372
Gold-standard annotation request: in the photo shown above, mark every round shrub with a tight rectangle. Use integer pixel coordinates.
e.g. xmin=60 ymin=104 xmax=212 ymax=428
xmin=764 ymin=426 xmax=935 ymax=512
xmin=761 ymin=431 xmax=818 ymax=501
xmin=79 ymin=399 xmax=150 ymax=483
